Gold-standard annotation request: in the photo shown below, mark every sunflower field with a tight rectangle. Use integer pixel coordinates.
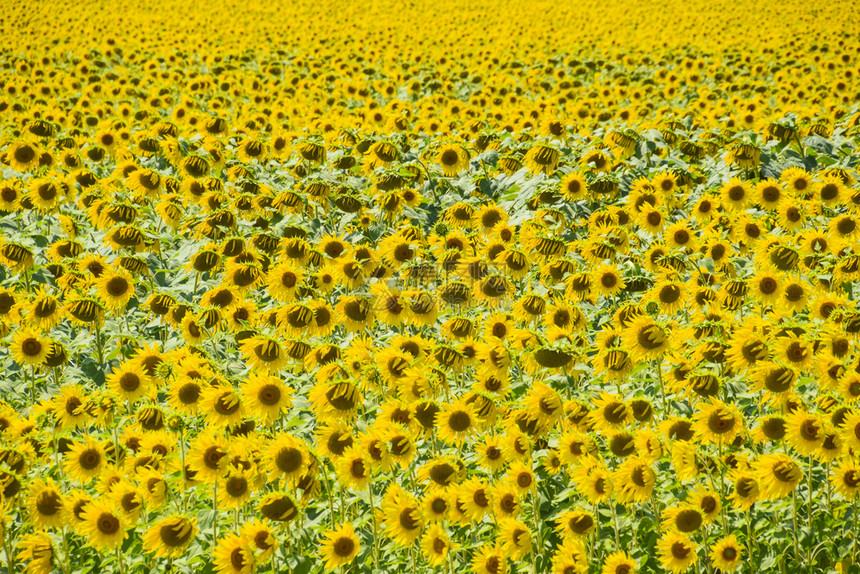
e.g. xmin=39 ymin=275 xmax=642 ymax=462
xmin=2 ymin=0 xmax=860 ymax=573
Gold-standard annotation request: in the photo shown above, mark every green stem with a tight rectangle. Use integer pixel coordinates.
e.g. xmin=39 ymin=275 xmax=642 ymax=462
xmin=2 ymin=522 xmax=15 ymax=574
xmin=531 ymin=486 xmax=544 ymax=552
xmin=807 ymin=455 xmax=813 ymax=534
xmin=853 ymin=497 xmax=858 ymax=561
xmin=610 ymin=499 xmax=621 ymax=548
xmin=212 ymin=481 xmax=219 ymax=549
xmin=320 ymin=465 xmax=337 ymax=530
xmin=367 ymin=475 xmax=380 ymax=571
xmin=95 ymin=325 xmax=104 ymax=365
xmin=115 ymin=543 xmax=125 ymax=574
xmin=61 ymin=527 xmax=71 ymax=574
xmin=792 ymin=490 xmax=802 ymax=564
xmin=655 ymin=359 xmax=667 ymax=412
xmin=651 ymin=493 xmax=662 ymax=534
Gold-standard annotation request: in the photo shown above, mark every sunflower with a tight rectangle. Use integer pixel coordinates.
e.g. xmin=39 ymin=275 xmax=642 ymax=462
xmin=613 ymin=457 xmax=655 ymax=503
xmin=240 ymin=335 xmax=289 ymax=372
xmin=106 ymin=361 xmax=153 ymax=403
xmin=691 ymin=399 xmax=742 ymax=445
xmin=240 ymin=372 xmax=293 ymax=424
xmin=747 ymin=271 xmax=781 ymax=306
xmin=318 ymin=522 xmax=360 ymax=570
xmin=554 ymin=508 xmax=595 ymax=540
xmin=772 ymin=333 xmax=812 ymax=372
xmin=657 ymin=532 xmax=698 ymax=573
xmin=436 ymin=400 xmax=479 ymax=444
xmin=587 ymin=393 xmax=631 ymax=432
xmin=16 ymin=532 xmax=54 ymax=574
xmin=471 ymin=544 xmax=508 ymax=574
xmin=335 ymin=295 xmax=375 ymax=331
xmin=200 ymin=386 xmax=245 ymax=427
xmin=25 ymin=288 xmax=62 ymax=331
xmin=437 ymin=144 xmax=470 ymax=177
xmin=64 ymin=438 xmax=106 ymax=483
xmin=688 ymin=485 xmax=721 ymax=524
xmin=266 ymin=262 xmax=304 ymax=302
xmin=829 ymin=459 xmax=860 ymax=500
xmin=214 ymin=533 xmax=256 ymax=574
xmin=497 ymin=518 xmax=532 ymax=561
xmin=187 ymin=432 xmax=228 ymax=484
xmin=54 ymin=384 xmax=90 ymax=430
xmin=601 ymin=551 xmax=636 ymax=574
xmin=219 ymin=467 xmax=256 ymax=509
xmin=80 ymin=498 xmax=127 ymax=550
xmin=380 ymin=484 xmax=424 ymax=546
xmin=726 ymin=467 xmax=759 ymax=511
xmin=720 ymin=178 xmax=751 ymax=211
xmin=785 ymin=410 xmax=823 ymax=454
xmin=10 ymin=328 xmax=50 ymax=366
xmin=709 ymin=535 xmax=742 ymax=572
xmin=334 ymin=447 xmax=371 ymax=490
xmin=240 ymin=519 xmax=278 ymax=562
xmin=264 ymin=433 xmax=309 ymax=482
xmin=141 ymin=515 xmax=197 ymax=559
xmin=661 ymin=505 xmax=703 ymax=534
xmin=592 ymin=263 xmax=625 ymax=297
xmin=27 ymin=478 xmax=65 ymax=530
xmin=757 ymin=453 xmax=802 ymax=501
xmin=622 ymin=316 xmax=671 ymax=363
xmin=420 ymin=525 xmax=457 ymax=569
xmin=8 ymin=141 xmax=41 ymax=171
xmin=29 ymin=179 xmax=65 ymax=213
xmin=167 ymin=374 xmax=208 ymax=415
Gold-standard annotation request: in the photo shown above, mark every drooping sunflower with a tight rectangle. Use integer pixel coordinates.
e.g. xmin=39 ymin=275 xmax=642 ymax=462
xmin=239 ymin=335 xmax=289 ymax=372
xmin=691 ymin=399 xmax=742 ymax=445
xmin=380 ymin=484 xmax=424 ymax=547
xmin=15 ymin=533 xmax=55 ymax=574
xmin=497 ymin=518 xmax=532 ymax=561
xmin=524 ymin=143 xmax=560 ymax=175
xmin=240 ymin=519 xmax=278 ymax=563
xmin=622 ymin=316 xmax=671 ymax=363
xmin=756 ymin=453 xmax=802 ymax=501
xmin=25 ymin=287 xmax=62 ymax=331
xmin=142 ymin=515 xmax=197 ymax=558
